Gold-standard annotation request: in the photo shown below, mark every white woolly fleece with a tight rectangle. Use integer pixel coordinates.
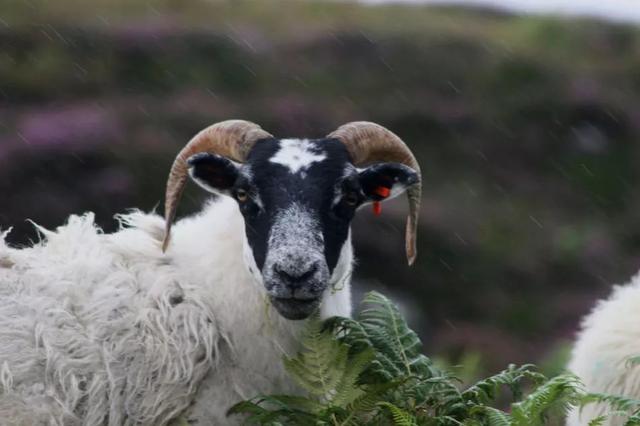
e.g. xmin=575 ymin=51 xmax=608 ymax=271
xmin=567 ymin=272 xmax=640 ymax=426
xmin=0 ymin=197 xmax=353 ymax=425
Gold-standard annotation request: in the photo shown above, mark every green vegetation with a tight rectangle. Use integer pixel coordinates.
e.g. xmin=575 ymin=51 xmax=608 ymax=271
xmin=229 ymin=292 xmax=640 ymax=425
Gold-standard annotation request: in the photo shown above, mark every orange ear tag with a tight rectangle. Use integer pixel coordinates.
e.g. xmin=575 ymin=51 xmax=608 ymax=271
xmin=372 ymin=186 xmax=391 ymax=216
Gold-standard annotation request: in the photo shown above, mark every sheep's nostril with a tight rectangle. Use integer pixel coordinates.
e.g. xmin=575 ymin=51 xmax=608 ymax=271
xmin=274 ymin=263 xmax=318 ymax=285
xmin=298 ymin=263 xmax=317 ymax=281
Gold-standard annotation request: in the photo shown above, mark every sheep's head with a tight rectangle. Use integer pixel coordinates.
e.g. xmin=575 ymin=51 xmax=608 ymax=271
xmin=163 ymin=120 xmax=421 ymax=320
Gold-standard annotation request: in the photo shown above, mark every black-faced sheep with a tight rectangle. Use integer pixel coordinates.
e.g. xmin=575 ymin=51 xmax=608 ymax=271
xmin=0 ymin=120 xmax=421 ymax=425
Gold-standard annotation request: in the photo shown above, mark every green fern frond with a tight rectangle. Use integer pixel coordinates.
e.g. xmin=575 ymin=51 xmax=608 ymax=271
xmin=462 ymin=364 xmax=545 ymax=405
xmin=227 ymin=400 xmax=270 ymax=417
xmin=468 ymin=405 xmax=511 ymax=426
xmin=346 ymin=379 xmax=409 ymax=416
xmin=625 ymin=412 xmax=640 ymax=425
xmin=229 ymin=291 xmax=637 ymax=426
xmin=283 ymin=316 xmax=350 ymax=402
xmin=377 ymin=402 xmax=418 ymax=426
xmin=227 ymin=395 xmax=322 ymax=423
xmin=581 ymin=392 xmax=640 ymax=413
xmin=588 ymin=415 xmax=608 ymax=426
xmin=332 ymin=347 xmax=375 ymax=407
xmin=510 ymin=373 xmax=583 ymax=425
xmin=356 ymin=292 xmax=436 ymax=381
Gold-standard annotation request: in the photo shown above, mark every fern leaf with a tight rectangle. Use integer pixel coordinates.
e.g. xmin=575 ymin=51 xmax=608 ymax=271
xmin=227 ymin=400 xmax=270 ymax=416
xmin=510 ymin=373 xmax=582 ymax=425
xmin=283 ymin=316 xmax=349 ymax=402
xmin=469 ymin=405 xmax=511 ymax=426
xmin=332 ymin=347 xmax=375 ymax=407
xmin=462 ymin=364 xmax=546 ymax=405
xmin=377 ymin=402 xmax=418 ymax=426
xmin=230 ymin=291 xmax=634 ymax=426
xmin=581 ymin=392 xmax=640 ymax=413
xmin=347 ymin=292 xmax=437 ymax=384
xmin=347 ymin=379 xmax=409 ymax=416
xmin=588 ymin=415 xmax=607 ymax=426
xmin=625 ymin=412 xmax=640 ymax=426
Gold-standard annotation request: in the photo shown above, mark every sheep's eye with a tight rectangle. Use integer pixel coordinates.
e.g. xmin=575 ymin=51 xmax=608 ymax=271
xmin=344 ymin=192 xmax=359 ymax=207
xmin=236 ymin=189 xmax=249 ymax=203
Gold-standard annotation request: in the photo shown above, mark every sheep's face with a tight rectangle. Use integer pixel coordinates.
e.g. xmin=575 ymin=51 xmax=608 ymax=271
xmin=188 ymin=138 xmax=418 ymax=320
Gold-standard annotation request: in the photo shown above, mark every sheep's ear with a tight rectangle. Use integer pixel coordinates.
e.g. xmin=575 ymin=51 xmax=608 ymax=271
xmin=358 ymin=163 xmax=419 ymax=202
xmin=187 ymin=153 xmax=240 ymax=194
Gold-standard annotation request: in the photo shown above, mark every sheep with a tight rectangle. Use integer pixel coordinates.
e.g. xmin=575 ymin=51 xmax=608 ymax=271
xmin=567 ymin=272 xmax=640 ymax=425
xmin=0 ymin=120 xmax=422 ymax=425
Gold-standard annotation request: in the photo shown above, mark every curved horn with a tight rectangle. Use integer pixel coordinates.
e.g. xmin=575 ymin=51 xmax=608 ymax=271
xmin=163 ymin=120 xmax=272 ymax=251
xmin=328 ymin=121 xmax=422 ymax=265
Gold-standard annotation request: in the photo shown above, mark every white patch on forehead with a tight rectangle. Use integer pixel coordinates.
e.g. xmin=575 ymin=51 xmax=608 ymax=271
xmin=269 ymin=139 xmax=326 ymax=174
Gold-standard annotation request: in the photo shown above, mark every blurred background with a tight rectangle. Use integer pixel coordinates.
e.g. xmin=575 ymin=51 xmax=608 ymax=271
xmin=1 ymin=0 xmax=639 ymax=379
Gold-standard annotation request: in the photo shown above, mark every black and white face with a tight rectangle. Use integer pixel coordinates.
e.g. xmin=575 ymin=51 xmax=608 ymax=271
xmin=187 ymin=137 xmax=418 ymax=320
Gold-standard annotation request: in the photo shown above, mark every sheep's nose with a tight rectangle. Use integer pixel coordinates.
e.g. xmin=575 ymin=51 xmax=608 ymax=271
xmin=274 ymin=262 xmax=318 ymax=287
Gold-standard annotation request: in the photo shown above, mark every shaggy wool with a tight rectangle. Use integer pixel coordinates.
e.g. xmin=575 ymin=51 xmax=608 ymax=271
xmin=567 ymin=272 xmax=640 ymax=426
xmin=0 ymin=197 xmax=352 ymax=425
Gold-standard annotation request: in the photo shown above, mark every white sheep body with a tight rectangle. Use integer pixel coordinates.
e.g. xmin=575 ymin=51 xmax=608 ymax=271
xmin=0 ymin=197 xmax=352 ymax=425
xmin=567 ymin=272 xmax=640 ymax=426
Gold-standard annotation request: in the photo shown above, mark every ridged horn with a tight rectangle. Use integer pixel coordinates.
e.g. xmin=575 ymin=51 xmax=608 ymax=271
xmin=163 ymin=120 xmax=272 ymax=252
xmin=328 ymin=121 xmax=422 ymax=265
